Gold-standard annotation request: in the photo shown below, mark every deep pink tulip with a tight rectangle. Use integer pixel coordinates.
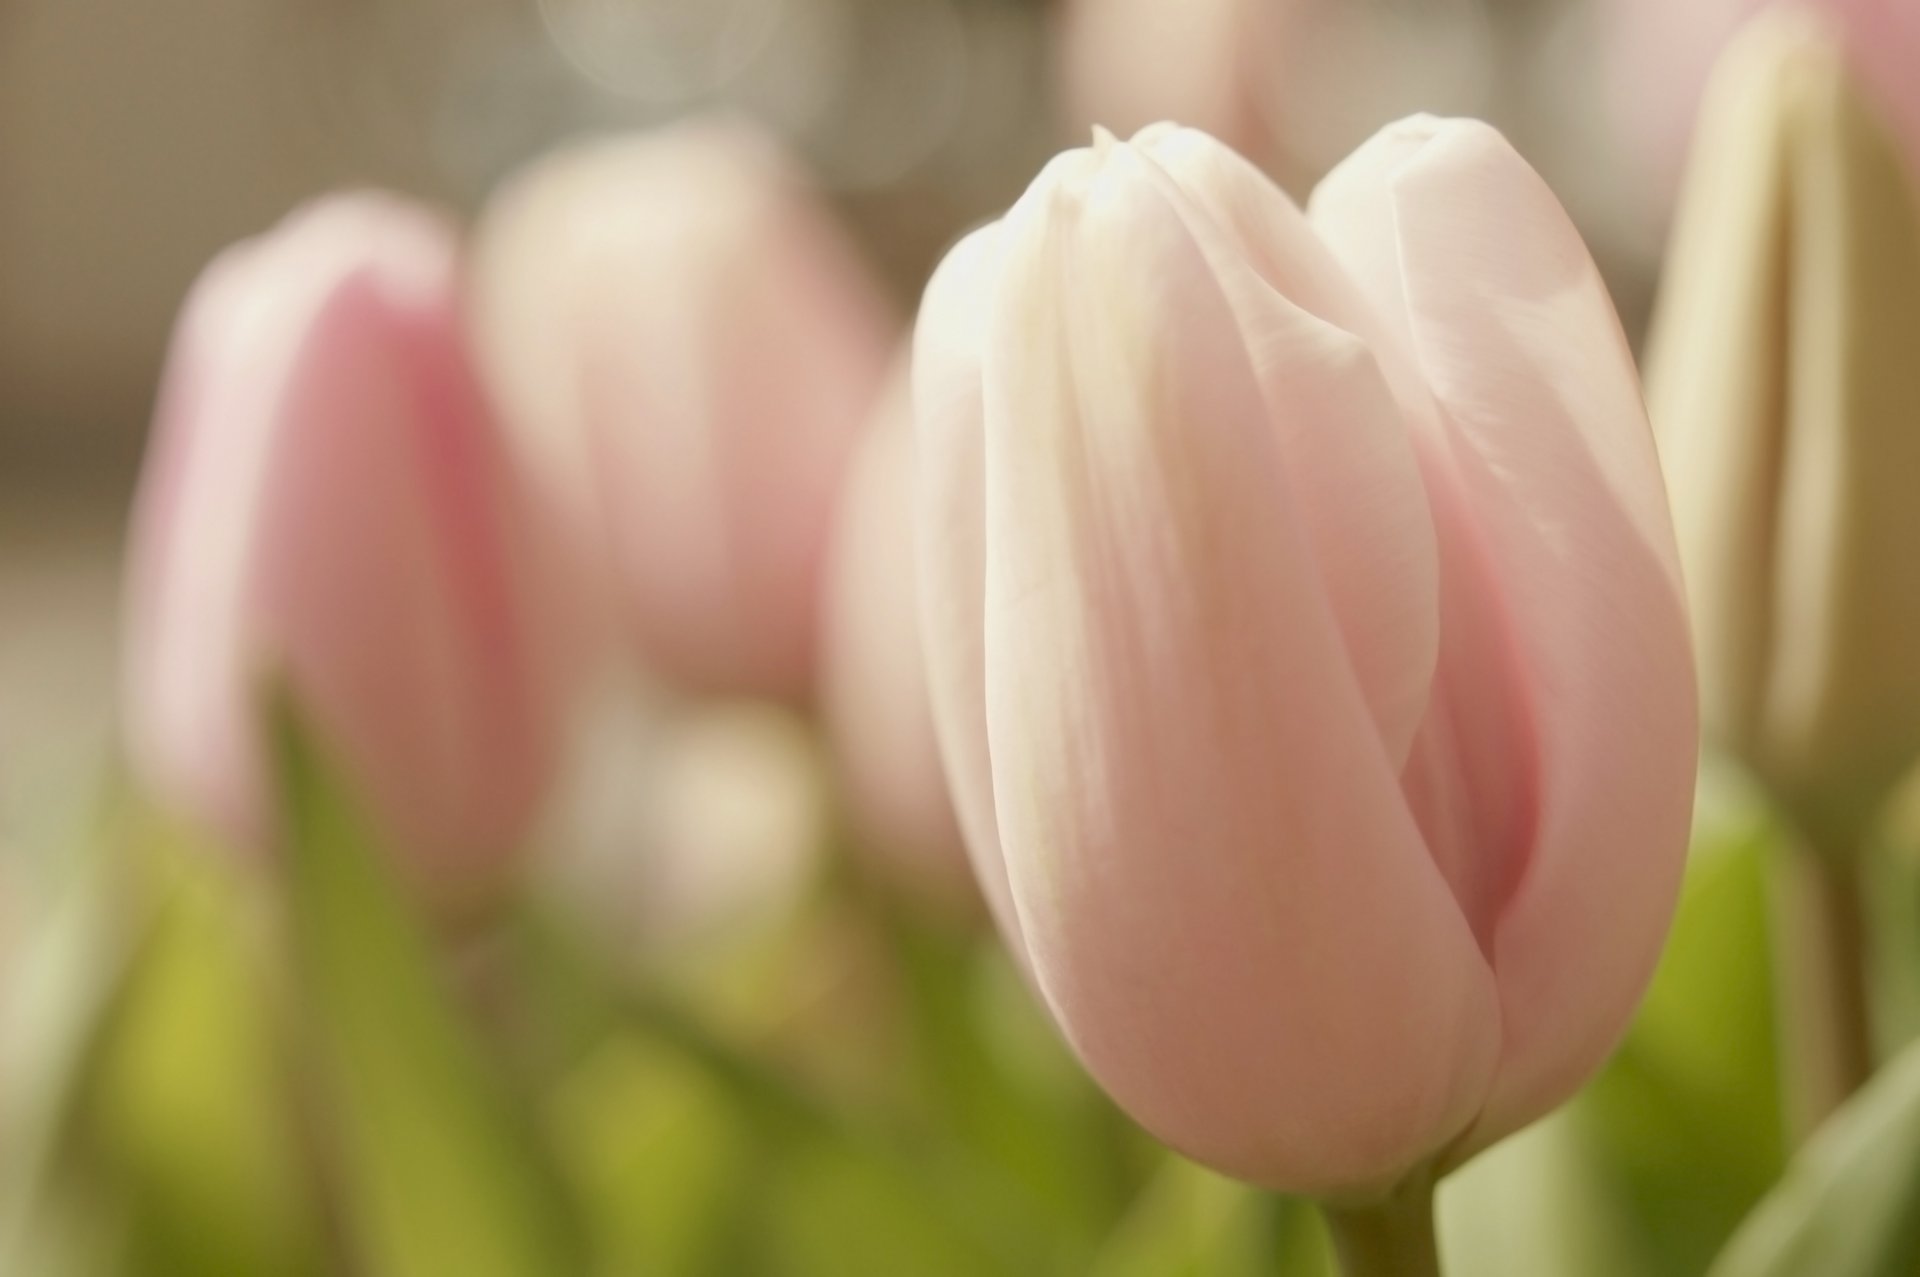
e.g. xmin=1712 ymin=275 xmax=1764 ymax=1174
xmin=125 ymin=195 xmax=570 ymax=901
xmin=468 ymin=118 xmax=895 ymax=701
xmin=1609 ymin=0 xmax=1920 ymax=192
xmin=914 ymin=121 xmax=1697 ymax=1195
xmin=821 ymin=365 xmax=974 ymax=910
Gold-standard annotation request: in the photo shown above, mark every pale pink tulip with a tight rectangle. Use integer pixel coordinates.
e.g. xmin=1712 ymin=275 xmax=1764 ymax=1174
xmin=821 ymin=364 xmax=974 ymax=911
xmin=914 ymin=121 xmax=1696 ymax=1195
xmin=125 ymin=194 xmax=570 ymax=901
xmin=1608 ymin=0 xmax=1920 ymax=194
xmin=468 ymin=118 xmax=896 ymax=701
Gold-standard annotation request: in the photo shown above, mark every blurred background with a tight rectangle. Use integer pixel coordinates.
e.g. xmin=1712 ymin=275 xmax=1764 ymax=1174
xmin=0 ymin=3 xmax=1825 ymax=1274
xmin=0 ymin=0 xmax=1683 ymax=861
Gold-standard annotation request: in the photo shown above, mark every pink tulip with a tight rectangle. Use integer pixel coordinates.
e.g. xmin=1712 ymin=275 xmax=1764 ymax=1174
xmin=125 ymin=194 xmax=570 ymax=901
xmin=1609 ymin=0 xmax=1920 ymax=193
xmin=914 ymin=121 xmax=1696 ymax=1195
xmin=821 ymin=364 xmax=974 ymax=911
xmin=468 ymin=118 xmax=896 ymax=701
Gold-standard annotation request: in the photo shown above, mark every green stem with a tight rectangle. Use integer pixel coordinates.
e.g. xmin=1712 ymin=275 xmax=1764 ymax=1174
xmin=1322 ymin=1173 xmax=1442 ymax=1277
xmin=1772 ymin=839 xmax=1876 ymax=1139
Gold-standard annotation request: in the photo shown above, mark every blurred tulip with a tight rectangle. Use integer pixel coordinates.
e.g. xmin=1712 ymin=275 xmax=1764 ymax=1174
xmin=124 ymin=194 xmax=570 ymax=902
xmin=1607 ymin=0 xmax=1920 ymax=199
xmin=821 ymin=364 xmax=974 ymax=912
xmin=1651 ymin=10 xmax=1920 ymax=853
xmin=915 ymin=121 xmax=1695 ymax=1195
xmin=541 ymin=686 xmax=827 ymax=956
xmin=468 ymin=117 xmax=896 ymax=701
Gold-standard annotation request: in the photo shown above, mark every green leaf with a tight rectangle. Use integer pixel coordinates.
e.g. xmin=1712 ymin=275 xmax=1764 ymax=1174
xmin=269 ymin=697 xmax=586 ymax=1277
xmin=548 ymin=1033 xmax=759 ymax=1277
xmin=83 ymin=835 xmax=321 ymax=1277
xmin=0 ymin=825 xmax=144 ymax=1272
xmin=1711 ymin=1036 xmax=1920 ymax=1276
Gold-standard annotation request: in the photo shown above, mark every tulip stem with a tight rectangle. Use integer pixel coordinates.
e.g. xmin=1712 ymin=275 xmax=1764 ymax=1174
xmin=1322 ymin=1172 xmax=1443 ymax=1277
xmin=1773 ymin=840 xmax=1876 ymax=1138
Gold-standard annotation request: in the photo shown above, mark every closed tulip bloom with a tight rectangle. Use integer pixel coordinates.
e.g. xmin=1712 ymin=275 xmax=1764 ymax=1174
xmin=915 ymin=121 xmax=1696 ymax=1195
xmin=821 ymin=365 xmax=974 ymax=910
xmin=125 ymin=195 xmax=569 ymax=900
xmin=1608 ymin=0 xmax=1920 ymax=196
xmin=469 ymin=118 xmax=895 ymax=701
xmin=1652 ymin=10 xmax=1920 ymax=853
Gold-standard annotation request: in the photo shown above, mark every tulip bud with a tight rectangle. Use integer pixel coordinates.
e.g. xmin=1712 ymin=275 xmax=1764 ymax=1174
xmin=915 ymin=121 xmax=1696 ymax=1195
xmin=124 ymin=195 xmax=570 ymax=902
xmin=1607 ymin=0 xmax=1920 ymax=199
xmin=821 ymin=364 xmax=974 ymax=911
xmin=468 ymin=117 xmax=896 ymax=701
xmin=1651 ymin=9 xmax=1920 ymax=852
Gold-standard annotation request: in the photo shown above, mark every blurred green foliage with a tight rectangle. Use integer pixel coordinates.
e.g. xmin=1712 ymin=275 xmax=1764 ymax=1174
xmin=20 ymin=726 xmax=1920 ymax=1276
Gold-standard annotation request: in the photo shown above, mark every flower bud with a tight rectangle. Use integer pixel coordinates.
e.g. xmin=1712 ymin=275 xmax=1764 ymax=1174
xmin=821 ymin=364 xmax=974 ymax=911
xmin=124 ymin=195 xmax=571 ymax=901
xmin=468 ymin=117 xmax=896 ymax=701
xmin=915 ymin=121 xmax=1696 ymax=1195
xmin=1651 ymin=9 xmax=1920 ymax=851
xmin=1607 ymin=0 xmax=1920 ymax=198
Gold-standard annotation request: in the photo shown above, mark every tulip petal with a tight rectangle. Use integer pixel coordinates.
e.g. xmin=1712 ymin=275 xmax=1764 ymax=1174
xmin=1311 ymin=118 xmax=1697 ymax=1150
xmin=469 ymin=123 xmax=891 ymax=699
xmin=127 ymin=197 xmax=561 ymax=894
xmin=823 ymin=365 xmax=974 ymax=905
xmin=979 ymin=140 xmax=1500 ymax=1193
xmin=1132 ymin=126 xmax=1439 ymax=767
xmin=912 ymin=224 xmax=1027 ymax=958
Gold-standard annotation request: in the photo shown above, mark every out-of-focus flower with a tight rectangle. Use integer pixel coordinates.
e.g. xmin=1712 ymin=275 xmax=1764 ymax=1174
xmin=124 ymin=195 xmax=572 ymax=902
xmin=1607 ymin=0 xmax=1920 ymax=199
xmin=915 ymin=121 xmax=1696 ymax=1195
xmin=1057 ymin=0 xmax=1494 ymax=186
xmin=1651 ymin=9 xmax=1920 ymax=852
xmin=468 ymin=116 xmax=896 ymax=701
xmin=820 ymin=364 xmax=974 ymax=912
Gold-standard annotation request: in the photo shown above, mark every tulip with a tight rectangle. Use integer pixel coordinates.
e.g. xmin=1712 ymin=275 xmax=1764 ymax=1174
xmin=468 ymin=117 xmax=896 ymax=701
xmin=821 ymin=365 xmax=974 ymax=910
xmin=1649 ymin=9 xmax=1920 ymax=1129
xmin=1652 ymin=9 xmax=1920 ymax=854
xmin=124 ymin=194 xmax=570 ymax=901
xmin=1607 ymin=0 xmax=1920 ymax=198
xmin=914 ymin=121 xmax=1696 ymax=1202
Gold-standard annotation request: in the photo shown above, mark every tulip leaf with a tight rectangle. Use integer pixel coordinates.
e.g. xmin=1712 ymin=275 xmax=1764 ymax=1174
xmin=82 ymin=831 xmax=322 ymax=1277
xmin=1710 ymin=1036 xmax=1920 ymax=1277
xmin=269 ymin=697 xmax=586 ymax=1277
xmin=0 ymin=821 xmax=147 ymax=1273
xmin=548 ymin=1032 xmax=760 ymax=1277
